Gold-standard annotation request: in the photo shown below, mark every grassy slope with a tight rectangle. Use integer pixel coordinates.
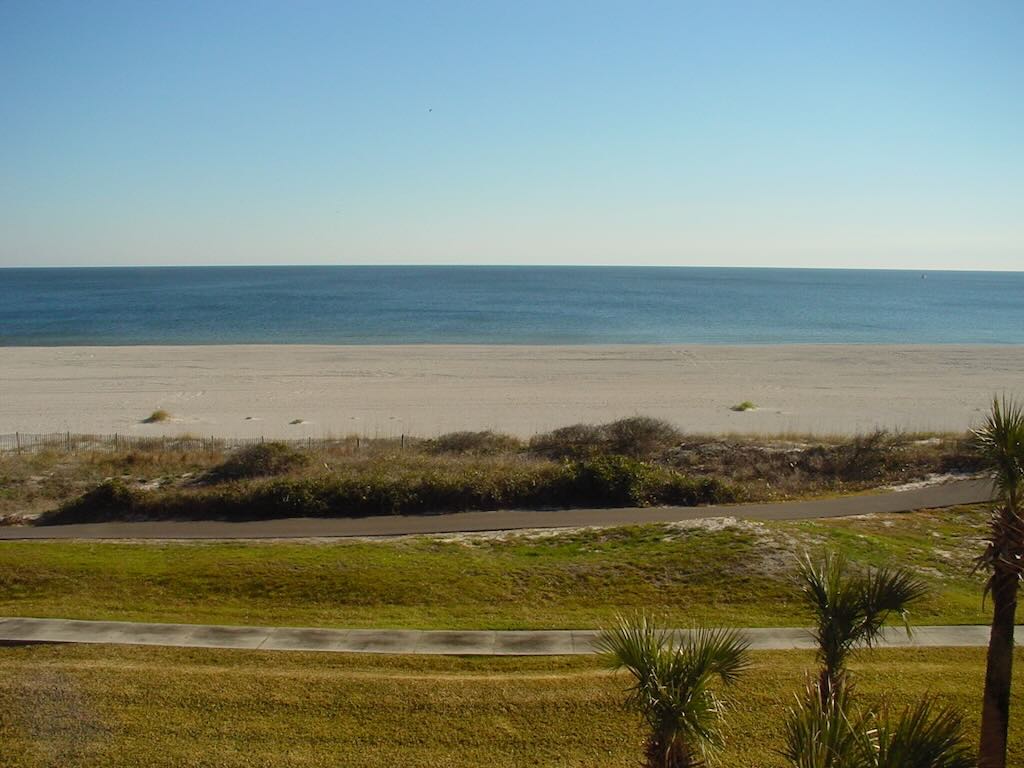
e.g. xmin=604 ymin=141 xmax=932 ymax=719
xmin=0 ymin=645 xmax=1020 ymax=767
xmin=0 ymin=505 xmax=990 ymax=628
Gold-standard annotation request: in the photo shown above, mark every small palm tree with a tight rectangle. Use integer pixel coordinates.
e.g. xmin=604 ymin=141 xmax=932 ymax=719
xmin=797 ymin=553 xmax=928 ymax=698
xmin=597 ymin=614 xmax=750 ymax=768
xmin=974 ymin=395 xmax=1024 ymax=768
xmin=782 ymin=681 xmax=974 ymax=768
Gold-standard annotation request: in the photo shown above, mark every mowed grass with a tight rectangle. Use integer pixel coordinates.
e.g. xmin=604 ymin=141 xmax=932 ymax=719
xmin=0 ymin=645 xmax=1020 ymax=767
xmin=0 ymin=505 xmax=991 ymax=628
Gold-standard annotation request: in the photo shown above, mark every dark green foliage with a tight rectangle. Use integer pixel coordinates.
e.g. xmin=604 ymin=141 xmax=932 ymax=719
xmin=41 ymin=458 xmax=736 ymax=524
xmin=211 ymin=442 xmax=309 ymax=480
xmin=572 ymin=455 xmax=662 ymax=505
xmin=530 ymin=417 xmax=682 ymax=459
xmin=51 ymin=479 xmax=141 ymax=523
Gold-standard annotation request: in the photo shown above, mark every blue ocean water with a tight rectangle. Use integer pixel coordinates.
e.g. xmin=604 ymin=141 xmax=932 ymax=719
xmin=0 ymin=266 xmax=1021 ymax=345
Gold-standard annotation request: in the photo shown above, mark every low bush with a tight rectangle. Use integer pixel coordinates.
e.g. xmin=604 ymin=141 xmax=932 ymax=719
xmin=211 ymin=442 xmax=309 ymax=480
xmin=529 ymin=423 xmax=605 ymax=459
xmin=603 ymin=417 xmax=683 ymax=458
xmin=529 ymin=417 xmax=682 ymax=459
xmin=50 ymin=479 xmax=141 ymax=523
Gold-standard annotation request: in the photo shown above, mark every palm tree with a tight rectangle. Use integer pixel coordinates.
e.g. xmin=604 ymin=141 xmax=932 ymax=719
xmin=782 ymin=681 xmax=975 ymax=768
xmin=974 ymin=395 xmax=1024 ymax=768
xmin=797 ymin=553 xmax=928 ymax=699
xmin=596 ymin=614 xmax=750 ymax=768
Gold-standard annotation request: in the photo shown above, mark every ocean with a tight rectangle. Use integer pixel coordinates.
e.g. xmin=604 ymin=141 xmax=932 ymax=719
xmin=0 ymin=266 xmax=1021 ymax=345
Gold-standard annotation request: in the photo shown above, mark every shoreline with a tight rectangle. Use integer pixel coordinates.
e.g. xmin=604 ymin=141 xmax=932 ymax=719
xmin=2 ymin=343 xmax=1022 ymax=438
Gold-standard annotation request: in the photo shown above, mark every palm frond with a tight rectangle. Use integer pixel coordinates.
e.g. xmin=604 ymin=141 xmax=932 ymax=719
xmin=680 ymin=626 xmax=751 ymax=685
xmin=782 ymin=684 xmax=974 ymax=768
xmin=597 ymin=614 xmax=750 ymax=768
xmin=798 ymin=553 xmax=928 ymax=681
xmin=858 ymin=566 xmax=929 ymax=647
xmin=874 ymin=698 xmax=975 ymax=768
xmin=972 ymin=395 xmax=1024 ymax=503
xmin=781 ymin=680 xmax=870 ymax=768
xmin=972 ymin=396 xmax=1024 ymax=588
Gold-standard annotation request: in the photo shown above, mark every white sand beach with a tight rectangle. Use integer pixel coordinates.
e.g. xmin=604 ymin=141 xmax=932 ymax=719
xmin=1 ymin=345 xmax=1022 ymax=438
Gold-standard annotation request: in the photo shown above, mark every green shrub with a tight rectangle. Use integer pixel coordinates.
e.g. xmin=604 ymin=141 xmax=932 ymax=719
xmin=530 ymin=417 xmax=682 ymax=459
xmin=142 ymin=409 xmax=171 ymax=423
xmin=44 ymin=458 xmax=736 ymax=524
xmin=47 ymin=479 xmax=140 ymax=524
xmin=212 ymin=442 xmax=309 ymax=480
xmin=569 ymin=455 xmax=660 ymax=506
xmin=730 ymin=401 xmax=756 ymax=412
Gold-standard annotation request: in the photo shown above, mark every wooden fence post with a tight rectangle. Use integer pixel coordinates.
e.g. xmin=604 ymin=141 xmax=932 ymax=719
xmin=15 ymin=432 xmax=20 ymax=454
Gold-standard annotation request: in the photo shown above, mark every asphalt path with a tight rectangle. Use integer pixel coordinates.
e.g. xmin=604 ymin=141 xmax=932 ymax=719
xmin=0 ymin=617 xmax=1006 ymax=655
xmin=0 ymin=478 xmax=993 ymax=540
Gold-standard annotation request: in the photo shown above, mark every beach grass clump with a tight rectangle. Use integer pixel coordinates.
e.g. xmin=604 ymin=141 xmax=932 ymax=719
xmin=530 ymin=416 xmax=682 ymax=459
xmin=730 ymin=401 xmax=757 ymax=412
xmin=142 ymin=408 xmax=171 ymax=423
xmin=424 ymin=430 xmax=523 ymax=455
xmin=210 ymin=442 xmax=309 ymax=481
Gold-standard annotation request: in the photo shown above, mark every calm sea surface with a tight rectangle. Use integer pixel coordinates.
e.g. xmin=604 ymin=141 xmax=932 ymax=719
xmin=1 ymin=266 xmax=1021 ymax=345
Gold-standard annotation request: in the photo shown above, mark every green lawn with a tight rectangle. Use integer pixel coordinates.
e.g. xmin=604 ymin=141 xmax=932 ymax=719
xmin=0 ymin=505 xmax=991 ymax=628
xmin=0 ymin=645 xmax=1019 ymax=767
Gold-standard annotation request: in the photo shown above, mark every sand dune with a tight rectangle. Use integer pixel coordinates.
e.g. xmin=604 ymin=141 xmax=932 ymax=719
xmin=1 ymin=345 xmax=1022 ymax=438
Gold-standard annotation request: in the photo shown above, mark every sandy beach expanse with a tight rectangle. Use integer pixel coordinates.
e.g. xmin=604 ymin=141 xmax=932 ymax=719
xmin=1 ymin=345 xmax=1022 ymax=438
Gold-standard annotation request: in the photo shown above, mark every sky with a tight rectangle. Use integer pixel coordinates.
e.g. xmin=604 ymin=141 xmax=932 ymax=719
xmin=0 ymin=0 xmax=1021 ymax=270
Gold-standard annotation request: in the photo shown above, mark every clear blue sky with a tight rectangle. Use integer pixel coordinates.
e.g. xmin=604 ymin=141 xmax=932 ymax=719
xmin=1 ymin=0 xmax=1021 ymax=269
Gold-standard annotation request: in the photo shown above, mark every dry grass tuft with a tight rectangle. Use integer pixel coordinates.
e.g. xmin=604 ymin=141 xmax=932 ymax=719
xmin=142 ymin=409 xmax=170 ymax=424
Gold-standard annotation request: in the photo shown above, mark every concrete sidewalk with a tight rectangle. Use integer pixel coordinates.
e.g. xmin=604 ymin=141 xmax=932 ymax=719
xmin=0 ymin=617 xmax=1007 ymax=656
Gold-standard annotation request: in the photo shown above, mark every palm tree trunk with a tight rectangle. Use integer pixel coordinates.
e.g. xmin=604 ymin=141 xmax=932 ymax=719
xmin=979 ymin=566 xmax=1018 ymax=768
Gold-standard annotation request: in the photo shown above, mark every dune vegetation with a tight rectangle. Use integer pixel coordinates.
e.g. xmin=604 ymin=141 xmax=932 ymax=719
xmin=0 ymin=417 xmax=983 ymax=524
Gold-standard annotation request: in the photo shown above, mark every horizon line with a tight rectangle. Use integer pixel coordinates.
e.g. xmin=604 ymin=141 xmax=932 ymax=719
xmin=2 ymin=263 xmax=1022 ymax=273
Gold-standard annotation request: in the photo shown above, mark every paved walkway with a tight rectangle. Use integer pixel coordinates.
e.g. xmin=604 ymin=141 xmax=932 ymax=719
xmin=0 ymin=617 xmax=1007 ymax=655
xmin=0 ymin=479 xmax=993 ymax=540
